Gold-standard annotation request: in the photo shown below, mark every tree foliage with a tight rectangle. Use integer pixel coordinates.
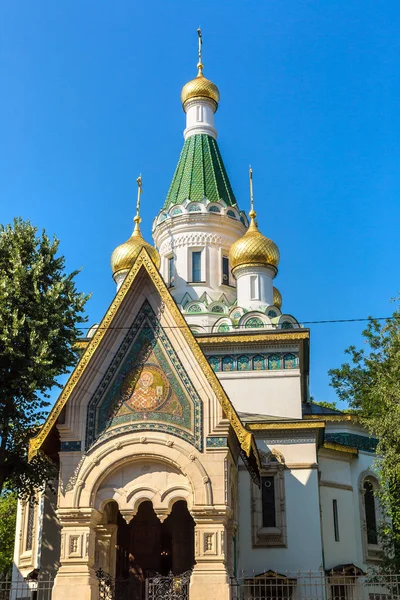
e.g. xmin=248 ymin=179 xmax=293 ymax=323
xmin=0 ymin=491 xmax=17 ymax=577
xmin=329 ymin=301 xmax=400 ymax=570
xmin=0 ymin=218 xmax=89 ymax=498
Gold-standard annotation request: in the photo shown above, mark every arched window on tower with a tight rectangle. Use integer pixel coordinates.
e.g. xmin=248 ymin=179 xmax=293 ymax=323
xmin=364 ymin=480 xmax=378 ymax=545
xmin=360 ymin=474 xmax=380 ymax=561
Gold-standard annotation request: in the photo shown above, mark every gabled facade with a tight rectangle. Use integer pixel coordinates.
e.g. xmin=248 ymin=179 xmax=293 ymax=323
xmin=13 ymin=34 xmax=380 ymax=600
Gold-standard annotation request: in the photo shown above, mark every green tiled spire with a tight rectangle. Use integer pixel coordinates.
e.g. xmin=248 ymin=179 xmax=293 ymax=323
xmin=164 ymin=134 xmax=237 ymax=210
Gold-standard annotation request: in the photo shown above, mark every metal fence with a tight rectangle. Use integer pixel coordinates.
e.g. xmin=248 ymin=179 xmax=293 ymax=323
xmin=3 ymin=569 xmax=400 ymax=600
xmin=97 ymin=569 xmax=192 ymax=600
xmin=230 ymin=571 xmax=400 ymax=600
xmin=0 ymin=574 xmax=53 ymax=600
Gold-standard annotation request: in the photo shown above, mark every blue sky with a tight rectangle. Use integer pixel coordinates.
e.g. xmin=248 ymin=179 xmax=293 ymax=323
xmin=1 ymin=1 xmax=399 ymax=407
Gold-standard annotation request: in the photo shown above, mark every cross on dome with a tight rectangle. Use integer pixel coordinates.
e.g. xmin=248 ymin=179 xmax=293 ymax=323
xmin=111 ymin=174 xmax=160 ymax=284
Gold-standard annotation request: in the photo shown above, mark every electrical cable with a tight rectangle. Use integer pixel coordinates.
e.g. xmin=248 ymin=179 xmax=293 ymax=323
xmin=76 ymin=315 xmax=400 ymax=332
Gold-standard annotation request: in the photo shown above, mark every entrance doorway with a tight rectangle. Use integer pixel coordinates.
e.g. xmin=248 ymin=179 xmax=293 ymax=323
xmin=116 ymin=500 xmax=195 ymax=579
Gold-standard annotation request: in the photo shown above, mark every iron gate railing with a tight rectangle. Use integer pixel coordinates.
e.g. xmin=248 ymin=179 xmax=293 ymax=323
xmin=97 ymin=569 xmax=191 ymax=600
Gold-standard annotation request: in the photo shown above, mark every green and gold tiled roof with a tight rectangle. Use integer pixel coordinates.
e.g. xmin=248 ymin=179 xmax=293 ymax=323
xmin=164 ymin=134 xmax=237 ymax=210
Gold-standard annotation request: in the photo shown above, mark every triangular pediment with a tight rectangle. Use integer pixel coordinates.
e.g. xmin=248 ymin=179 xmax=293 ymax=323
xmin=29 ymin=249 xmax=255 ymax=465
xmin=86 ymin=300 xmax=202 ymax=450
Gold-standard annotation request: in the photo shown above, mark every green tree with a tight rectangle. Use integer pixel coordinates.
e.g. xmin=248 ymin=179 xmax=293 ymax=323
xmin=0 ymin=491 xmax=17 ymax=577
xmin=329 ymin=301 xmax=400 ymax=571
xmin=0 ymin=218 xmax=89 ymax=498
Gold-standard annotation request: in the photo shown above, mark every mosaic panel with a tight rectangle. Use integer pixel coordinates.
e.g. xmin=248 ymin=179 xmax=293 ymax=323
xmin=211 ymin=305 xmax=224 ymax=313
xmin=253 ymin=355 xmax=266 ymax=370
xmin=268 ymin=354 xmax=281 ymax=370
xmin=222 ymin=356 xmax=235 ymax=372
xmin=237 ymin=355 xmax=250 ymax=371
xmin=187 ymin=304 xmax=203 ymax=313
xmin=86 ymin=301 xmax=202 ymax=450
xmin=283 ymin=353 xmax=297 ymax=369
xmin=245 ymin=317 xmax=264 ymax=329
xmin=60 ymin=441 xmax=82 ymax=452
xmin=208 ymin=357 xmax=220 ymax=372
xmin=206 ymin=353 xmax=299 ymax=373
xmin=206 ymin=436 xmax=228 ymax=448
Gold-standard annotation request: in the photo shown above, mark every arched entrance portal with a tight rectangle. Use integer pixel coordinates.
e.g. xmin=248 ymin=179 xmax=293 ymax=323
xmin=116 ymin=500 xmax=195 ymax=579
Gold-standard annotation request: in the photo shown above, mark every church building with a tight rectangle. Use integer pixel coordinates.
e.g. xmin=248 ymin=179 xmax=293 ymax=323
xmin=13 ymin=33 xmax=380 ymax=600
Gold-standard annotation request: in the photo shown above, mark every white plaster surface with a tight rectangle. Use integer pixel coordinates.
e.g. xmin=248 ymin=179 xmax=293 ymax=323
xmin=218 ymin=370 xmax=302 ymax=419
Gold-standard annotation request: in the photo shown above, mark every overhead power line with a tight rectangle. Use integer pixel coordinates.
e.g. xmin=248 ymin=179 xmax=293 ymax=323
xmin=76 ymin=315 xmax=399 ymax=332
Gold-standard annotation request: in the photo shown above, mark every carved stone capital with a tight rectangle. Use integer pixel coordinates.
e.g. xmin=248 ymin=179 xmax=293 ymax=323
xmin=57 ymin=508 xmax=102 ymax=528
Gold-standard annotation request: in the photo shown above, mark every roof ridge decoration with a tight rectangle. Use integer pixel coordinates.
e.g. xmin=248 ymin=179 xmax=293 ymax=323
xmin=29 ymin=247 xmax=255 ymax=463
xmin=163 ymin=134 xmax=238 ymax=210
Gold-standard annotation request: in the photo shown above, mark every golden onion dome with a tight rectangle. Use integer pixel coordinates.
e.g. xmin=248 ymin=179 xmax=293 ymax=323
xmin=181 ymin=63 xmax=220 ymax=110
xmin=111 ymin=216 xmax=160 ymax=279
xmin=273 ymin=287 xmax=282 ymax=310
xmin=229 ymin=210 xmax=280 ymax=273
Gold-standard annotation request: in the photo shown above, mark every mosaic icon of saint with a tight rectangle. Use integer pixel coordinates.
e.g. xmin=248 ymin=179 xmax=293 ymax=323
xmin=128 ymin=370 xmax=164 ymax=411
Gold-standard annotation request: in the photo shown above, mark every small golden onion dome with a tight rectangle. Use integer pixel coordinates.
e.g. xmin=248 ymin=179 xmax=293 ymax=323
xmin=229 ymin=210 xmax=280 ymax=273
xmin=273 ymin=287 xmax=282 ymax=310
xmin=181 ymin=63 xmax=220 ymax=110
xmin=111 ymin=216 xmax=160 ymax=278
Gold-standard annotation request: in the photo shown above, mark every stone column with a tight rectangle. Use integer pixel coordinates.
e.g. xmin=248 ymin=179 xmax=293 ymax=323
xmin=52 ymin=508 xmax=102 ymax=600
xmin=95 ymin=524 xmax=118 ymax=578
xmin=189 ymin=509 xmax=231 ymax=600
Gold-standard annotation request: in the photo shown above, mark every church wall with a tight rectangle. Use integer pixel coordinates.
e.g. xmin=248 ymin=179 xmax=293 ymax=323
xmin=318 ymin=448 xmax=375 ymax=571
xmin=217 ymin=371 xmax=302 ymax=419
xmin=237 ymin=465 xmax=323 ymax=573
xmin=237 ymin=437 xmax=323 ymax=573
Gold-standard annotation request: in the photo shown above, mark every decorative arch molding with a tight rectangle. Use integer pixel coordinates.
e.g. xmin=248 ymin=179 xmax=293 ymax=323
xmin=212 ymin=317 xmax=233 ymax=333
xmin=278 ymin=314 xmax=300 ymax=329
xmin=358 ymin=469 xmax=378 ymax=491
xmin=239 ymin=312 xmax=272 ymax=331
xmin=208 ymin=302 xmax=228 ymax=314
xmin=265 ymin=306 xmax=282 ymax=319
xmin=260 ymin=449 xmax=286 ymax=468
xmin=72 ymin=435 xmax=213 ymax=510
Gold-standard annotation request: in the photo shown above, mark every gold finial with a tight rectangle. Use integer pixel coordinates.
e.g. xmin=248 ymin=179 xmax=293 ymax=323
xmin=249 ymin=165 xmax=256 ymax=220
xmin=197 ymin=28 xmax=204 ymax=75
xmin=134 ymin=174 xmax=142 ymax=230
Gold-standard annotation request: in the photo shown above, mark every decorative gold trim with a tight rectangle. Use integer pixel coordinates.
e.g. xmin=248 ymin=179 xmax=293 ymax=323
xmin=29 ymin=248 xmax=254 ymax=460
xmin=304 ymin=414 xmax=358 ymax=422
xmin=197 ymin=331 xmax=309 ymax=345
xmin=247 ymin=421 xmax=325 ymax=431
xmin=320 ymin=480 xmax=353 ymax=491
xmin=322 ymin=442 xmax=358 ymax=455
xmin=75 ymin=340 xmax=89 ymax=351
